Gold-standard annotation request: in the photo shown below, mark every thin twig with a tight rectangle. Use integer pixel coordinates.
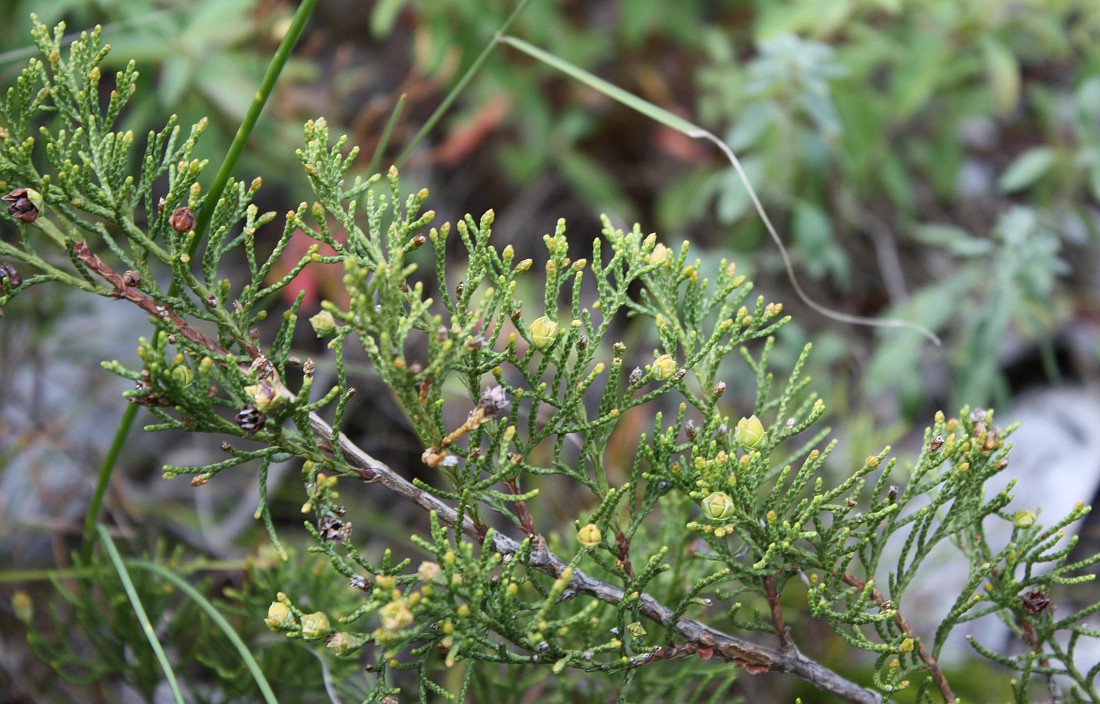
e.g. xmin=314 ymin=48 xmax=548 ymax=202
xmin=71 ymin=241 xmax=255 ymax=358
xmin=843 ymin=572 xmax=954 ymax=703
xmin=506 ymin=477 xmax=538 ymax=537
xmin=1021 ymin=618 xmax=1064 ymax=703
xmin=764 ymin=574 xmax=792 ymax=651
xmin=616 ymin=530 xmax=635 ymax=581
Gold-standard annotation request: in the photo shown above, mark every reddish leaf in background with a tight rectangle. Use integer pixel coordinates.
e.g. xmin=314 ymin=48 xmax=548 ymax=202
xmin=653 ymin=124 xmax=707 ymax=164
xmin=435 ymin=96 xmax=511 ymax=166
xmin=267 ymin=228 xmax=348 ymax=313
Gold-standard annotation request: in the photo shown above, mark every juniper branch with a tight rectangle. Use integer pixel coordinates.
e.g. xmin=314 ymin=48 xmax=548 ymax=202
xmin=310 ymin=411 xmax=885 ymax=704
xmin=66 ymin=233 xmax=885 ymax=704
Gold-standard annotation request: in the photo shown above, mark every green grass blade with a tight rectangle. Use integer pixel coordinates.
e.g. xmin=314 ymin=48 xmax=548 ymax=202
xmin=128 ymin=559 xmax=279 ymax=704
xmin=95 ymin=525 xmax=186 ymax=704
xmin=193 ymin=0 xmax=319 ymax=241
xmin=499 ymin=35 xmax=940 ymax=346
xmin=499 ymin=36 xmax=700 ymax=136
xmin=366 ymin=93 xmax=407 ymax=177
xmin=395 ymin=0 xmax=535 ymax=167
xmin=80 ymin=403 xmax=139 ymax=564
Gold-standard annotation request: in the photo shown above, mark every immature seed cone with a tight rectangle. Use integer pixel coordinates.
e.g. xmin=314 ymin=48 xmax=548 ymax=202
xmin=171 ymin=365 xmax=194 ymax=388
xmin=1012 ymin=510 xmax=1036 ymax=528
xmin=300 ymin=611 xmax=331 ymax=640
xmin=577 ymin=523 xmax=602 ymax=549
xmin=646 ymin=242 xmax=670 ymax=266
xmin=701 ymin=491 xmax=735 ymax=521
xmin=529 ymin=316 xmax=558 ymax=349
xmin=264 ymin=601 xmax=295 ymax=631
xmin=417 ymin=561 xmax=441 ymax=582
xmin=326 ymin=631 xmax=366 ymax=656
xmin=734 ymin=415 xmax=768 ymax=451
xmin=652 ymin=354 xmax=677 ymax=381
xmin=244 ymin=380 xmax=288 ymax=413
xmin=378 ymin=598 xmax=414 ymax=632
xmin=309 ymin=310 xmax=337 ymax=336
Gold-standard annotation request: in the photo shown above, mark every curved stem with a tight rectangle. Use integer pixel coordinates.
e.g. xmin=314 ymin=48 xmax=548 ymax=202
xmin=128 ymin=559 xmax=279 ymax=704
xmin=96 ymin=525 xmax=186 ymax=704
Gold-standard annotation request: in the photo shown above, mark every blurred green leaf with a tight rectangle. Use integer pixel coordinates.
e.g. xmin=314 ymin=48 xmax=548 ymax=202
xmin=792 ymin=200 xmax=848 ymax=285
xmin=196 ymin=53 xmax=263 ymax=120
xmin=713 ymin=157 xmax=764 ymax=224
xmin=725 ymin=102 xmax=778 ymax=152
xmin=656 ymin=166 xmax=722 ymax=232
xmin=1090 ymin=151 xmax=1100 ymax=202
xmin=157 ymin=54 xmax=193 ymax=108
xmin=555 ymin=149 xmax=635 ymax=222
xmin=892 ymin=33 xmax=947 ymax=118
xmin=1075 ymin=77 xmax=1100 ymax=125
xmin=866 ymin=270 xmax=977 ymax=403
xmin=980 ymin=35 xmax=1020 ymax=116
xmin=913 ymin=224 xmax=993 ymax=257
xmin=371 ymin=0 xmax=409 ymax=37
xmin=998 ymin=146 xmax=1056 ymax=193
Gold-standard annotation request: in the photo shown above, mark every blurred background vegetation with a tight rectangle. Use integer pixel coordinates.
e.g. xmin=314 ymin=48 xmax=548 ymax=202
xmin=2 ymin=0 xmax=1099 ymax=701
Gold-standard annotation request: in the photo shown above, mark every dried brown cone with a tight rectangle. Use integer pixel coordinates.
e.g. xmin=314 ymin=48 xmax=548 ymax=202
xmin=169 ymin=206 xmax=196 ymax=233
xmin=3 ymin=188 xmax=41 ymax=223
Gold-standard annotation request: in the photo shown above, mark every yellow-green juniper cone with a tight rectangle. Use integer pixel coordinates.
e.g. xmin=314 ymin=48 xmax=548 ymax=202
xmin=326 ymin=631 xmax=366 ymax=656
xmin=652 ymin=354 xmax=678 ymax=381
xmin=701 ymin=491 xmax=735 ymax=521
xmin=264 ymin=601 xmax=295 ymax=631
xmin=299 ymin=611 xmax=330 ymax=640
xmin=244 ymin=380 xmax=289 ymax=413
xmin=577 ymin=523 xmax=602 ymax=549
xmin=309 ymin=309 xmax=338 ymax=336
xmin=734 ymin=415 xmax=767 ymax=451
xmin=529 ymin=316 xmax=558 ymax=349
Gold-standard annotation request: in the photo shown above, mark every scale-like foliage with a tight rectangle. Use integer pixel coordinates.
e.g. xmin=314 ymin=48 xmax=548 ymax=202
xmin=1 ymin=18 xmax=1097 ymax=704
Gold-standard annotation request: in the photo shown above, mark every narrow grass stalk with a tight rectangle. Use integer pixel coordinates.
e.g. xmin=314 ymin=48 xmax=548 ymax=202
xmin=193 ymin=0 xmax=319 ymax=242
xmin=395 ymin=0 xmax=535 ymax=167
xmin=128 ymin=559 xmax=279 ymax=704
xmin=499 ymin=35 xmax=940 ymax=346
xmin=366 ymin=93 xmax=407 ymax=177
xmin=96 ymin=525 xmax=186 ymax=704
xmin=79 ymin=402 xmax=138 ymax=564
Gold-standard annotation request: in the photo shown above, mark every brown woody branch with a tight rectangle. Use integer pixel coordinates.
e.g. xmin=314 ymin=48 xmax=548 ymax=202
xmin=71 ymin=241 xmax=258 ymax=358
xmin=765 ymin=574 xmax=792 ymax=651
xmin=318 ymin=410 xmax=884 ymax=704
